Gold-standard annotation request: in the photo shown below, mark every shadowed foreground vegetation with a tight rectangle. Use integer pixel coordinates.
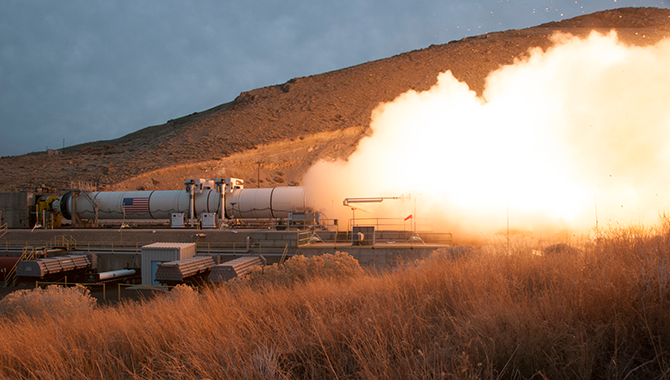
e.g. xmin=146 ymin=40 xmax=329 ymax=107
xmin=1 ymin=226 xmax=669 ymax=379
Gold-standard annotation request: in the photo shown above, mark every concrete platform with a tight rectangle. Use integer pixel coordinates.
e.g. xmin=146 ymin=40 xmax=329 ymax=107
xmin=0 ymin=228 xmax=452 ymax=269
xmin=0 ymin=228 xmax=258 ymax=247
xmin=297 ymin=243 xmax=448 ymax=268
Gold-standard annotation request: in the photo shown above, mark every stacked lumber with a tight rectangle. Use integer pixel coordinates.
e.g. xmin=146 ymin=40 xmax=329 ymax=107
xmin=154 ymin=256 xmax=216 ymax=284
xmin=208 ymin=255 xmax=266 ymax=283
xmin=17 ymin=255 xmax=91 ymax=278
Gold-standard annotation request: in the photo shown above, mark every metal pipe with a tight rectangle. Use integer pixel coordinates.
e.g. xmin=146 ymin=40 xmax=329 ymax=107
xmin=188 ymin=181 xmax=195 ymax=227
xmin=98 ymin=269 xmax=136 ymax=281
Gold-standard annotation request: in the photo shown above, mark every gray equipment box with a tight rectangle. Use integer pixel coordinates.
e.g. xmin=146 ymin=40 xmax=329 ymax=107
xmin=201 ymin=213 xmax=217 ymax=228
xmin=171 ymin=213 xmax=185 ymax=228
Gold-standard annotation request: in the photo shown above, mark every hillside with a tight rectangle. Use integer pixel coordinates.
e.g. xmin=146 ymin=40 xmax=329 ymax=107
xmin=1 ymin=7 xmax=669 ymax=193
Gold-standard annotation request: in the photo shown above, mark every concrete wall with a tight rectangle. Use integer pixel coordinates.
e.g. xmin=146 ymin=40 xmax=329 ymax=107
xmin=250 ymin=231 xmax=300 ymax=248
xmin=296 ymin=245 xmax=444 ymax=269
xmin=0 ymin=192 xmax=33 ymax=228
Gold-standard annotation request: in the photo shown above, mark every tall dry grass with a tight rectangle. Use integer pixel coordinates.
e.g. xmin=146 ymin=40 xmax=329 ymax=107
xmin=0 ymin=231 xmax=669 ymax=379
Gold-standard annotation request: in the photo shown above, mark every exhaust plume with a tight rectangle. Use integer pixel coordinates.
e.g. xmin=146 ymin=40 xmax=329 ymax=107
xmin=304 ymin=31 xmax=670 ymax=242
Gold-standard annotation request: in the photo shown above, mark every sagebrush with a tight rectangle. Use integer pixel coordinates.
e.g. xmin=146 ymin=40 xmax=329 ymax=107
xmin=0 ymin=234 xmax=668 ymax=379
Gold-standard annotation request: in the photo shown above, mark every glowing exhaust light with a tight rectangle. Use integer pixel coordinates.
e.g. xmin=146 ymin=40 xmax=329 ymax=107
xmin=304 ymin=31 xmax=670 ymax=238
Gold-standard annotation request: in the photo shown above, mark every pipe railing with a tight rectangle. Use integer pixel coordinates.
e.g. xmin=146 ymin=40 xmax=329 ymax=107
xmin=294 ymin=230 xmax=454 ymax=247
xmin=32 ymin=281 xmax=175 ymax=302
xmin=0 ymin=223 xmax=7 ymax=239
xmin=347 ymin=217 xmax=433 ymax=232
xmin=4 ymin=246 xmax=42 ymax=287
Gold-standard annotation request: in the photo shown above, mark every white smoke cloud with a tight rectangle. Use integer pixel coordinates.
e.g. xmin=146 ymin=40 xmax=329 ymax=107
xmin=304 ymin=31 xmax=670 ymax=241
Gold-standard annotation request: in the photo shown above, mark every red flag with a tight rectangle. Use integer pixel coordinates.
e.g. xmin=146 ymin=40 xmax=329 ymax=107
xmin=404 ymin=214 xmax=413 ymax=221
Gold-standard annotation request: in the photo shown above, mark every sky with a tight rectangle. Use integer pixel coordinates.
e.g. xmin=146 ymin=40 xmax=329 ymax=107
xmin=0 ymin=0 xmax=668 ymax=157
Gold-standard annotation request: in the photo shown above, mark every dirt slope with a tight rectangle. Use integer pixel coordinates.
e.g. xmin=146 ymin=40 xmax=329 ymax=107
xmin=1 ymin=7 xmax=668 ymax=192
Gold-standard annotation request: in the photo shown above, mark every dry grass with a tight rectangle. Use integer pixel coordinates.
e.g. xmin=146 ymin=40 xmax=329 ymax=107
xmin=0 ymin=229 xmax=669 ymax=379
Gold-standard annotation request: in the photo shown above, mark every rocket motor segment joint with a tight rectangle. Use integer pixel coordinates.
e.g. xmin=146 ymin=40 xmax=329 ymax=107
xmin=51 ymin=178 xmax=307 ymax=223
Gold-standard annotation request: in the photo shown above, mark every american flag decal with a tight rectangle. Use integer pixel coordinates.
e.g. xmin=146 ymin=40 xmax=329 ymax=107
xmin=122 ymin=197 xmax=149 ymax=213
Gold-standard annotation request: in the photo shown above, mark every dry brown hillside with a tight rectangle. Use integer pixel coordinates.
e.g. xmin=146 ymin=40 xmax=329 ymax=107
xmin=1 ymin=7 xmax=668 ymax=193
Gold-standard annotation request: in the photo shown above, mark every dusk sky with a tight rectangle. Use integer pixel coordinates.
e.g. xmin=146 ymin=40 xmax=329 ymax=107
xmin=1 ymin=1 xmax=667 ymax=157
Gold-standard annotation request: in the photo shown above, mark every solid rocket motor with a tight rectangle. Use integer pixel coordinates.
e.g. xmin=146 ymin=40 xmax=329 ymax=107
xmin=52 ymin=178 xmax=307 ymax=221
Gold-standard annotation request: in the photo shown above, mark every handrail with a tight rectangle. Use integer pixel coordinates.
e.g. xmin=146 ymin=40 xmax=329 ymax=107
xmin=36 ymin=281 xmax=107 ymax=300
xmin=31 ymin=281 xmax=174 ymax=302
xmin=117 ymin=283 xmax=173 ymax=301
xmin=296 ymin=230 xmax=313 ymax=247
xmin=293 ymin=230 xmax=454 ymax=246
xmin=4 ymin=246 xmax=42 ymax=287
xmin=48 ymin=235 xmax=77 ymax=251
xmin=348 ymin=217 xmax=433 ymax=231
xmin=0 ymin=223 xmax=7 ymax=239
xmin=280 ymin=243 xmax=289 ymax=264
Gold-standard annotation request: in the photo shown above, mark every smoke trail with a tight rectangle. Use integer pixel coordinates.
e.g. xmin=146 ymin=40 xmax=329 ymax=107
xmin=304 ymin=31 xmax=670 ymax=241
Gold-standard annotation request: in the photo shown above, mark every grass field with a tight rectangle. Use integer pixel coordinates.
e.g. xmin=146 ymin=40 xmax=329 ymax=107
xmin=0 ymin=225 xmax=669 ymax=379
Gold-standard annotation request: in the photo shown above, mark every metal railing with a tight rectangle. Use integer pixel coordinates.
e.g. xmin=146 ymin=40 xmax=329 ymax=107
xmin=0 ymin=229 xmax=453 ymax=260
xmin=4 ymin=246 xmax=43 ymax=287
xmin=2 ymin=240 xmax=276 ymax=255
xmin=33 ymin=280 xmax=174 ymax=301
xmin=0 ymin=223 xmax=7 ymax=239
xmin=70 ymin=181 xmax=98 ymax=192
xmin=347 ymin=217 xmax=434 ymax=232
xmin=35 ymin=280 xmax=107 ymax=299
xmin=117 ymin=283 xmax=173 ymax=301
xmin=48 ymin=235 xmax=77 ymax=251
xmin=294 ymin=230 xmax=454 ymax=247
xmin=296 ymin=230 xmax=314 ymax=247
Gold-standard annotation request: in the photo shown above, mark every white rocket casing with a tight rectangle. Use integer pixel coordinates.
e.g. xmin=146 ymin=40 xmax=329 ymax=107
xmin=225 ymin=187 xmax=306 ymax=219
xmin=53 ymin=182 xmax=307 ymax=222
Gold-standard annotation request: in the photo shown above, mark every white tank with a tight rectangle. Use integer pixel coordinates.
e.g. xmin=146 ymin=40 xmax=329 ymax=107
xmin=53 ymin=186 xmax=306 ymax=221
xmin=54 ymin=190 xmax=205 ymax=220
xmin=225 ymin=187 xmax=306 ymax=219
xmin=148 ymin=190 xmax=193 ymax=219
xmin=193 ymin=189 xmax=223 ymax=216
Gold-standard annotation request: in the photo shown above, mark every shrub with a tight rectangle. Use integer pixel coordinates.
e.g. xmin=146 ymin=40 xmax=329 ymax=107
xmin=234 ymin=251 xmax=364 ymax=288
xmin=169 ymin=283 xmax=198 ymax=299
xmin=0 ymin=285 xmax=95 ymax=321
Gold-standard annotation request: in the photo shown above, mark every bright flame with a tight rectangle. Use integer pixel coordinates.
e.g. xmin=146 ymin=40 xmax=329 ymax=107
xmin=304 ymin=31 xmax=670 ymax=241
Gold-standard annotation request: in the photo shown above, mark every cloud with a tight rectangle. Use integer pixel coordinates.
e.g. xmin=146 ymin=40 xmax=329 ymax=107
xmin=0 ymin=1 xmax=667 ymax=156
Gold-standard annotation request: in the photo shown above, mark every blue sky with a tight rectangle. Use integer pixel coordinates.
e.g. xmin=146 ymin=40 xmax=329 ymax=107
xmin=0 ymin=0 xmax=667 ymax=156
